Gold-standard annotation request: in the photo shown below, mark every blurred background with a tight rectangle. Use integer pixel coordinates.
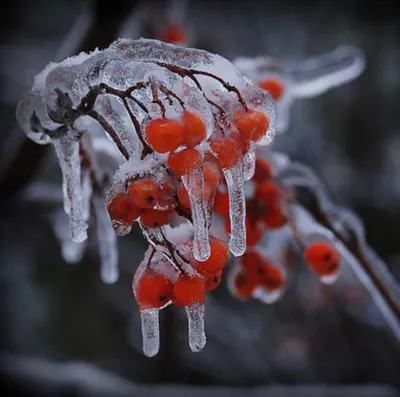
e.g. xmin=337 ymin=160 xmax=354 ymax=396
xmin=0 ymin=0 xmax=399 ymax=396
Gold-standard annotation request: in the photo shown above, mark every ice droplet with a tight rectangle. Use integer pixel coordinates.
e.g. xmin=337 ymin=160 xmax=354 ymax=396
xmin=140 ymin=309 xmax=160 ymax=357
xmin=182 ymin=167 xmax=211 ymax=261
xmin=185 ymin=301 xmax=206 ymax=352
xmin=92 ymin=194 xmax=119 ymax=284
xmin=52 ymin=134 xmax=88 ymax=243
xmin=224 ymin=160 xmax=246 ymax=256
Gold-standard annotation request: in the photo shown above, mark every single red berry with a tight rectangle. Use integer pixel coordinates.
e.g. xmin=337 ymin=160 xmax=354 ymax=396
xmin=177 ymin=183 xmax=191 ymax=209
xmin=140 ymin=208 xmax=171 ymax=228
xmin=162 ymin=24 xmax=187 ymax=44
xmin=157 ymin=177 xmax=177 ymax=210
xmin=259 ymin=264 xmax=284 ymax=291
xmin=129 ymin=178 xmax=160 ymax=209
xmin=253 ymin=158 xmax=272 ymax=183
xmin=255 ymin=181 xmax=280 ymax=205
xmin=145 ymin=118 xmax=184 ymax=153
xmin=262 ymin=208 xmax=287 ymax=229
xmin=205 ymin=269 xmax=223 ymax=291
xmin=215 ymin=191 xmax=230 ymax=218
xmin=203 ymin=160 xmax=222 ymax=188
xmin=258 ymin=78 xmax=284 ymax=100
xmin=210 ymin=138 xmax=241 ymax=169
xmin=304 ymin=242 xmax=341 ymax=276
xmin=134 ymin=269 xmax=173 ymax=310
xmin=234 ymin=272 xmax=256 ymax=298
xmin=167 ymin=148 xmax=203 ymax=176
xmin=196 ymin=237 xmax=229 ymax=274
xmin=173 ymin=274 xmax=205 ymax=307
xmin=233 ymin=109 xmax=269 ymax=142
xmin=182 ymin=110 xmax=207 ymax=147
xmin=240 ymin=250 xmax=263 ymax=270
xmin=107 ymin=193 xmax=140 ymax=224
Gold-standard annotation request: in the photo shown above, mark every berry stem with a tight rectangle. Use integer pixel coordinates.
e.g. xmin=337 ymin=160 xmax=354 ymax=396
xmin=87 ymin=109 xmax=130 ymax=160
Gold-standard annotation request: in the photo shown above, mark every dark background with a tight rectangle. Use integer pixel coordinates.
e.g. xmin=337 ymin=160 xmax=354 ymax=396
xmin=0 ymin=0 xmax=399 ymax=396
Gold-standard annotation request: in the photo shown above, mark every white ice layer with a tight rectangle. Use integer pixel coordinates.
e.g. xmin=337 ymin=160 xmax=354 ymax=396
xmin=224 ymin=160 xmax=247 ymax=257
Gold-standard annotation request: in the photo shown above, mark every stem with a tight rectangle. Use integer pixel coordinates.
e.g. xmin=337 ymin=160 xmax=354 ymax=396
xmin=87 ymin=110 xmax=130 ymax=160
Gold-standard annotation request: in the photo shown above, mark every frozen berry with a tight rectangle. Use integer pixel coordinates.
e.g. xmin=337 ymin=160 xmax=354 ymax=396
xmin=129 ymin=178 xmax=160 ymax=209
xmin=145 ymin=118 xmax=184 ymax=153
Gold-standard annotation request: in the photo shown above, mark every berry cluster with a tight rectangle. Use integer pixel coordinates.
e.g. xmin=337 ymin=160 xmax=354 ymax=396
xmin=230 ymin=250 xmax=285 ymax=303
xmin=133 ymin=233 xmax=228 ymax=355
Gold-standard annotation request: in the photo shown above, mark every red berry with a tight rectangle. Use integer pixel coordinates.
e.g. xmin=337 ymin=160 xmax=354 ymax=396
xmin=233 ymin=109 xmax=269 ymax=142
xmin=234 ymin=272 xmax=256 ymax=298
xmin=253 ymin=158 xmax=272 ymax=183
xmin=157 ymin=177 xmax=177 ymax=210
xmin=259 ymin=263 xmax=284 ymax=291
xmin=134 ymin=269 xmax=173 ymax=310
xmin=205 ymin=269 xmax=222 ymax=291
xmin=304 ymin=242 xmax=341 ymax=276
xmin=177 ymin=183 xmax=191 ymax=208
xmin=107 ymin=193 xmax=140 ymax=224
xmin=182 ymin=110 xmax=207 ymax=147
xmin=215 ymin=191 xmax=230 ymax=217
xmin=167 ymin=148 xmax=203 ymax=176
xmin=196 ymin=237 xmax=229 ymax=273
xmin=145 ymin=118 xmax=184 ymax=153
xmin=129 ymin=178 xmax=160 ymax=209
xmin=162 ymin=24 xmax=187 ymax=44
xmin=173 ymin=274 xmax=205 ymax=307
xmin=203 ymin=160 xmax=222 ymax=188
xmin=258 ymin=78 xmax=284 ymax=100
xmin=210 ymin=138 xmax=241 ymax=168
xmin=246 ymin=220 xmax=263 ymax=246
xmin=262 ymin=208 xmax=287 ymax=229
xmin=140 ymin=208 xmax=171 ymax=228
xmin=255 ymin=181 xmax=280 ymax=205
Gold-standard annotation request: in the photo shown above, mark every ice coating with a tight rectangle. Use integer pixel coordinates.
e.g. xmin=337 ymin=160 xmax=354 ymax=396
xmin=223 ymin=161 xmax=247 ymax=257
xmin=185 ymin=302 xmax=206 ymax=352
xmin=233 ymin=46 xmax=365 ymax=133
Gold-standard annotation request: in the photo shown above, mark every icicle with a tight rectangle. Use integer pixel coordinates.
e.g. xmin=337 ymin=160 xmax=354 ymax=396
xmin=52 ymin=133 xmax=88 ymax=243
xmin=92 ymin=194 xmax=119 ymax=284
xmin=224 ymin=160 xmax=246 ymax=257
xmin=182 ymin=167 xmax=211 ymax=261
xmin=243 ymin=146 xmax=256 ymax=181
xmin=185 ymin=301 xmax=206 ymax=352
xmin=81 ymin=169 xmax=92 ymax=222
xmin=51 ymin=211 xmax=86 ymax=264
xmin=140 ymin=309 xmax=160 ymax=357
